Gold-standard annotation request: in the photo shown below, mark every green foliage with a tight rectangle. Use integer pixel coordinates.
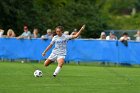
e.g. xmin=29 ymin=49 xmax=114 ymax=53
xmin=0 ymin=0 xmax=109 ymax=37
xmin=108 ymin=14 xmax=140 ymax=30
xmin=0 ymin=0 xmax=35 ymax=35
xmin=1 ymin=0 xmax=140 ymax=37
xmin=102 ymin=0 xmax=140 ymax=30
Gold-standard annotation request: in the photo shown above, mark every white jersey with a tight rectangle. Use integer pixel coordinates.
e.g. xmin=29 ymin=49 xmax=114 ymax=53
xmin=50 ymin=34 xmax=73 ymax=55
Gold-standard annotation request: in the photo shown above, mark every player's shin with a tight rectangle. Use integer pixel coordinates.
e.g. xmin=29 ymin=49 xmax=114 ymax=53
xmin=53 ymin=66 xmax=61 ymax=77
xmin=53 ymin=58 xmax=64 ymax=77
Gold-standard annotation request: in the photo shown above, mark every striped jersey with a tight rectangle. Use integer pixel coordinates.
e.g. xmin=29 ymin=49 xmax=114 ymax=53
xmin=50 ymin=34 xmax=73 ymax=55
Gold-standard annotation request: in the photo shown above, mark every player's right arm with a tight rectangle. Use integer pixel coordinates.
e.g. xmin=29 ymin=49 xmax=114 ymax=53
xmin=42 ymin=37 xmax=55 ymax=56
xmin=42 ymin=44 xmax=53 ymax=56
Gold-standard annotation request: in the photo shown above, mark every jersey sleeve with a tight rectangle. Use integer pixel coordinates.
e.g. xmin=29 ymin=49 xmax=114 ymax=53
xmin=65 ymin=35 xmax=73 ymax=40
xmin=50 ymin=37 xmax=55 ymax=45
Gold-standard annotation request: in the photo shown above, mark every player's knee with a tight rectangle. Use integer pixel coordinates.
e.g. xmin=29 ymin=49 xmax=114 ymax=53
xmin=58 ymin=62 xmax=64 ymax=67
xmin=57 ymin=58 xmax=64 ymax=67
xmin=44 ymin=62 xmax=49 ymax=67
xmin=44 ymin=62 xmax=48 ymax=67
xmin=44 ymin=59 xmax=52 ymax=67
xmin=58 ymin=65 xmax=63 ymax=68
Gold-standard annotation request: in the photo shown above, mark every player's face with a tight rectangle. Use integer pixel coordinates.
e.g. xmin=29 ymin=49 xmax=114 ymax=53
xmin=56 ymin=28 xmax=62 ymax=36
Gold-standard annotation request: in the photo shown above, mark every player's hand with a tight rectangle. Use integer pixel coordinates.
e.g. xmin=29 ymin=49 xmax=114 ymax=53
xmin=81 ymin=24 xmax=85 ymax=30
xmin=42 ymin=52 xmax=46 ymax=57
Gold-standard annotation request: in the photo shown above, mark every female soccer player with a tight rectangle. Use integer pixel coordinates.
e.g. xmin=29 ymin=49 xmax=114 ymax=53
xmin=42 ymin=25 xmax=85 ymax=77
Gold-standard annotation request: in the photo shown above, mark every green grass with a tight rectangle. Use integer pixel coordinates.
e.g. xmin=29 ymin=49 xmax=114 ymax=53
xmin=0 ymin=62 xmax=140 ymax=93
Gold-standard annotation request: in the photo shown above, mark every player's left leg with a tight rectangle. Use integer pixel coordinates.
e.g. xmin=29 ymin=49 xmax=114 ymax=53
xmin=53 ymin=58 xmax=65 ymax=77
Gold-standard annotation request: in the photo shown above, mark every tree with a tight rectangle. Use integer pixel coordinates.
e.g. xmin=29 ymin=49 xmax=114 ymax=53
xmin=0 ymin=0 xmax=110 ymax=38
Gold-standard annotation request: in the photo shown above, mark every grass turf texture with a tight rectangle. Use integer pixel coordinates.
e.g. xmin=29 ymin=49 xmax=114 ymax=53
xmin=0 ymin=62 xmax=140 ymax=93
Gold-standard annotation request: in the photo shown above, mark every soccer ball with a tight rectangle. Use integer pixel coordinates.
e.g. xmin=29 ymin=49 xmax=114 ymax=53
xmin=34 ymin=70 xmax=43 ymax=77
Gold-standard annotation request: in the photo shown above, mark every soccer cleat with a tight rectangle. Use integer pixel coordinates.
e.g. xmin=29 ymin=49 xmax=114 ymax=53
xmin=53 ymin=74 xmax=56 ymax=77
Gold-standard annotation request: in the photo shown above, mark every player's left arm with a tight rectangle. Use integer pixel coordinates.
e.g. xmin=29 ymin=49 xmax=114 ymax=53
xmin=72 ymin=25 xmax=85 ymax=39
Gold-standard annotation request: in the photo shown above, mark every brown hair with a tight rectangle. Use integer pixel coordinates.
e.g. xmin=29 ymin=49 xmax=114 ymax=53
xmin=55 ymin=26 xmax=64 ymax=32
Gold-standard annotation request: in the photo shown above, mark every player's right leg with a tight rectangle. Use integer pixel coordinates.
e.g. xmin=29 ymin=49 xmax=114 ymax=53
xmin=44 ymin=53 xmax=57 ymax=67
xmin=44 ymin=59 xmax=52 ymax=67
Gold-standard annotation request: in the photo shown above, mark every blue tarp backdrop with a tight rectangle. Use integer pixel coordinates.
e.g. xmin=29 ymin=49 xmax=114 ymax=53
xmin=0 ymin=38 xmax=140 ymax=64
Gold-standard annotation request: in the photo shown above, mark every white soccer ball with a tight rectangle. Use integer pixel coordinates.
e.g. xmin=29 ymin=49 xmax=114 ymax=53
xmin=34 ymin=70 xmax=43 ymax=77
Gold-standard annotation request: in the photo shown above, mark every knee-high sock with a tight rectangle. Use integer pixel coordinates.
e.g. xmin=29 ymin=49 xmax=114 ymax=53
xmin=53 ymin=66 xmax=61 ymax=75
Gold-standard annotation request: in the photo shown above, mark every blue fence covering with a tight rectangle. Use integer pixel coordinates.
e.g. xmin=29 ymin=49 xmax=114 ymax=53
xmin=0 ymin=38 xmax=140 ymax=64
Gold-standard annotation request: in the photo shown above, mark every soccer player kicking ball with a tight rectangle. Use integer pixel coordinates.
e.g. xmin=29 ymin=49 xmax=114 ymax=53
xmin=42 ymin=25 xmax=85 ymax=77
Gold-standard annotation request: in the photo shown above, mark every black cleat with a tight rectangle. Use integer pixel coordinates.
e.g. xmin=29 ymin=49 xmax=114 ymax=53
xmin=53 ymin=75 xmax=56 ymax=77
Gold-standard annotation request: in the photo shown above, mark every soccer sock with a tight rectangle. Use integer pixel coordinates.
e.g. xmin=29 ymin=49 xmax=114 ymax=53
xmin=53 ymin=66 xmax=61 ymax=76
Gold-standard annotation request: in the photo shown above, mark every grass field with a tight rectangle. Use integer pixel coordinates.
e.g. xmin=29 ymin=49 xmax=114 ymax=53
xmin=0 ymin=62 xmax=140 ymax=93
